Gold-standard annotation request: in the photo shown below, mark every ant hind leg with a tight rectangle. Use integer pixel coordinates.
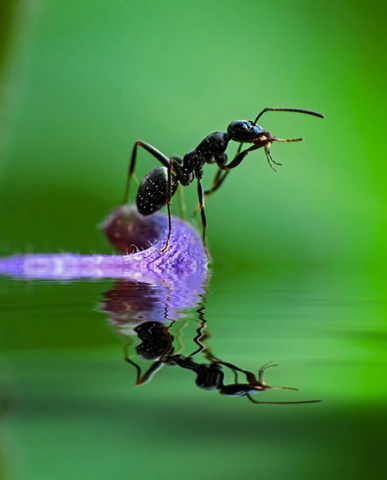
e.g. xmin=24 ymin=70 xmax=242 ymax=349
xmin=123 ymin=140 xmax=170 ymax=205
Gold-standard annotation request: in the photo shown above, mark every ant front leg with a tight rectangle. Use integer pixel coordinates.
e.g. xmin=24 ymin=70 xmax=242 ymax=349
xmin=221 ymin=143 xmax=259 ymax=171
xmin=122 ymin=140 xmax=170 ymax=204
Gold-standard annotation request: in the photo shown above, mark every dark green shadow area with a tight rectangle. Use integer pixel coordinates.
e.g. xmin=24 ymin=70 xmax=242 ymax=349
xmin=1 ymin=354 xmax=385 ymax=480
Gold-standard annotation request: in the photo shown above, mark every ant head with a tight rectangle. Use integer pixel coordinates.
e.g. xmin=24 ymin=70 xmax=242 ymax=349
xmin=227 ymin=120 xmax=266 ymax=143
xmin=227 ymin=108 xmax=324 ymax=146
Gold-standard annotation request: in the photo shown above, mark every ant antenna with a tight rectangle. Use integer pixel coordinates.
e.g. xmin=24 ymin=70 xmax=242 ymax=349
xmin=247 ymin=395 xmax=321 ymax=405
xmin=250 ymin=361 xmax=321 ymax=404
xmin=253 ymin=107 xmax=325 ymax=125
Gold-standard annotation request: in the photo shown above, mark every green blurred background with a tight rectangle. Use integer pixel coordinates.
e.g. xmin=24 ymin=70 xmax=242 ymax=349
xmin=1 ymin=1 xmax=386 ymax=479
xmin=1 ymin=0 xmax=385 ymax=269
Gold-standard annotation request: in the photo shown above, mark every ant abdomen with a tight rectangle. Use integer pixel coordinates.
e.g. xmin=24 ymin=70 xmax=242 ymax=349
xmin=136 ymin=167 xmax=178 ymax=216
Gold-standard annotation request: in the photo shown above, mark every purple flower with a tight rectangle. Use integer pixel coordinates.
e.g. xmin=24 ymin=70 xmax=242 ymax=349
xmin=0 ymin=206 xmax=208 ymax=282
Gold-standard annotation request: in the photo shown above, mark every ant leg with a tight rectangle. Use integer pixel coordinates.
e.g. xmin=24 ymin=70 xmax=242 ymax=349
xmin=205 ymin=353 xmax=256 ymax=385
xmin=187 ymin=292 xmax=209 ymax=357
xmin=264 ymin=146 xmax=282 ymax=172
xmin=258 ymin=361 xmax=279 ymax=385
xmin=189 ymin=322 xmax=209 ymax=357
xmin=122 ymin=140 xmax=170 ymax=204
xmin=124 ymin=356 xmax=143 ymax=384
xmin=125 ymin=342 xmax=164 ymax=385
xmin=223 ymin=137 xmax=299 ymax=173
xmin=258 ymin=362 xmax=300 ymax=392
xmin=196 ymin=176 xmax=207 ymax=247
xmin=161 ymin=163 xmax=173 ymax=252
xmin=221 ymin=144 xmax=259 ymax=170
xmin=171 ymin=319 xmax=189 ymax=355
xmin=135 ymin=361 xmax=165 ymax=385
xmin=192 ymin=168 xmax=227 ymax=217
xmin=236 ymin=141 xmax=244 ymax=156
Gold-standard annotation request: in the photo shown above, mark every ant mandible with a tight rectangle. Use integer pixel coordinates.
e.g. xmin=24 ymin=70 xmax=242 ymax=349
xmin=123 ymin=107 xmax=324 ymax=250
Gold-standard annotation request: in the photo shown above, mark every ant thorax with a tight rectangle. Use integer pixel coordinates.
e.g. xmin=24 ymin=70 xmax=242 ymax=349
xmin=196 ymin=132 xmax=229 ymax=154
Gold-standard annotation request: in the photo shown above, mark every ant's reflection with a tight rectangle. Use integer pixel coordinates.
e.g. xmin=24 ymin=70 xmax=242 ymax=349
xmin=101 ymin=279 xmax=319 ymax=405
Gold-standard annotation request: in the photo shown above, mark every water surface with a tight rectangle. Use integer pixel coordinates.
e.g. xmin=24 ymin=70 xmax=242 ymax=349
xmin=1 ymin=266 xmax=386 ymax=479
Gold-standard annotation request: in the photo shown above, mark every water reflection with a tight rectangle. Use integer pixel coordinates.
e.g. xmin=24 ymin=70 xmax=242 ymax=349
xmin=101 ymin=279 xmax=320 ymax=405
xmin=0 ymin=205 xmax=320 ymax=405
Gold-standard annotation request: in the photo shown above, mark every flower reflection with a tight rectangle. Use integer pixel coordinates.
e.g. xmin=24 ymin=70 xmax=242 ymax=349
xmin=100 ymin=275 xmax=207 ymax=333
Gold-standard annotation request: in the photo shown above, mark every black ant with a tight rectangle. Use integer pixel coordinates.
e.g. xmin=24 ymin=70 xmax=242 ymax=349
xmin=168 ymin=355 xmax=320 ymax=405
xmin=125 ymin=320 xmax=320 ymax=405
xmin=123 ymin=107 xmax=324 ymax=250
